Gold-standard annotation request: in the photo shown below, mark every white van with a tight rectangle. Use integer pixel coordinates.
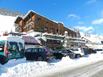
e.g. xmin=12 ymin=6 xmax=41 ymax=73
xmin=0 ymin=36 xmax=25 ymax=59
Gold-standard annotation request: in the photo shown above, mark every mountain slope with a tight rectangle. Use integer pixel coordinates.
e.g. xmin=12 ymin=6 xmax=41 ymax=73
xmin=0 ymin=14 xmax=16 ymax=34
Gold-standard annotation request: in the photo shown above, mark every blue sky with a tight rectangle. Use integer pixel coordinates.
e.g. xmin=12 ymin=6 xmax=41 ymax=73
xmin=0 ymin=0 xmax=103 ymax=35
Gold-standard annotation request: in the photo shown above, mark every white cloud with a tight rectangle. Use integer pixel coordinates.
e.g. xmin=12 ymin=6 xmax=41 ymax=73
xmin=68 ymin=14 xmax=80 ymax=19
xmin=92 ymin=18 xmax=103 ymax=25
xmin=86 ymin=0 xmax=97 ymax=4
xmin=75 ymin=26 xmax=94 ymax=33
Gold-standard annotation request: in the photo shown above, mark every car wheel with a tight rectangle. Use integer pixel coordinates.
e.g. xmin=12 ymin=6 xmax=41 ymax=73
xmin=69 ymin=54 xmax=75 ymax=59
xmin=76 ymin=54 xmax=81 ymax=58
xmin=0 ymin=55 xmax=8 ymax=65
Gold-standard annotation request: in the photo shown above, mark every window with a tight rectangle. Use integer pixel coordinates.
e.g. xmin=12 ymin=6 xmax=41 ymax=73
xmin=57 ymin=29 xmax=58 ymax=33
xmin=28 ymin=22 xmax=34 ymax=30
xmin=35 ymin=17 xmax=41 ymax=24
xmin=51 ymin=28 xmax=53 ymax=33
xmin=70 ymin=49 xmax=78 ymax=51
xmin=19 ymin=42 xmax=24 ymax=51
xmin=47 ymin=39 xmax=61 ymax=44
xmin=8 ymin=42 xmax=19 ymax=52
xmin=0 ymin=41 xmax=5 ymax=47
xmin=0 ymin=41 xmax=5 ymax=52
xmin=95 ymin=49 xmax=103 ymax=51
xmin=26 ymin=48 xmax=33 ymax=52
xmin=28 ymin=25 xmax=32 ymax=30
xmin=67 ymin=50 xmax=72 ymax=53
xmin=101 ymin=41 xmax=103 ymax=44
xmin=35 ymin=34 xmax=40 ymax=37
xmin=33 ymin=48 xmax=38 ymax=52
xmin=38 ymin=48 xmax=44 ymax=52
xmin=37 ymin=26 xmax=44 ymax=32
xmin=44 ymin=27 xmax=48 ymax=31
xmin=16 ymin=26 xmax=21 ymax=32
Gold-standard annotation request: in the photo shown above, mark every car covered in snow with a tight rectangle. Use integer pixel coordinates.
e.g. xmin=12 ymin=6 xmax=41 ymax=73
xmin=24 ymin=47 xmax=53 ymax=61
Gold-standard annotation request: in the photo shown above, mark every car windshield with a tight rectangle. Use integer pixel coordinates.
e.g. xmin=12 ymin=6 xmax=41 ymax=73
xmin=71 ymin=49 xmax=78 ymax=51
xmin=8 ymin=42 xmax=19 ymax=52
xmin=66 ymin=50 xmax=72 ymax=53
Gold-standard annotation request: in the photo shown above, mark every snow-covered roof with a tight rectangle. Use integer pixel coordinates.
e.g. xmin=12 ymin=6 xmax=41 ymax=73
xmin=23 ymin=10 xmax=35 ymax=19
xmin=23 ymin=10 xmax=63 ymax=24
xmin=14 ymin=16 xmax=23 ymax=23
xmin=0 ymin=14 xmax=16 ymax=35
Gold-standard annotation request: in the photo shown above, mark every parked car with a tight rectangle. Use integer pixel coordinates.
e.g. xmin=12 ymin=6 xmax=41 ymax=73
xmin=24 ymin=47 xmax=53 ymax=61
xmin=0 ymin=36 xmax=25 ymax=64
xmin=53 ymin=50 xmax=64 ymax=59
xmin=0 ymin=55 xmax=8 ymax=65
xmin=62 ymin=49 xmax=81 ymax=59
xmin=94 ymin=49 xmax=103 ymax=54
xmin=82 ymin=48 xmax=96 ymax=55
xmin=70 ymin=47 xmax=96 ymax=57
xmin=70 ymin=48 xmax=84 ymax=57
xmin=53 ymin=49 xmax=81 ymax=59
xmin=88 ymin=48 xmax=96 ymax=54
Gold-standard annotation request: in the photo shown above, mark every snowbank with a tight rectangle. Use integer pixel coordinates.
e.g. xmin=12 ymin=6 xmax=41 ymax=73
xmin=0 ymin=58 xmax=55 ymax=77
xmin=0 ymin=54 xmax=103 ymax=77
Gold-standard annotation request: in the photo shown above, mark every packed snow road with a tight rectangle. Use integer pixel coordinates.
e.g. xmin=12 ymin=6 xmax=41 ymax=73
xmin=91 ymin=68 xmax=103 ymax=77
xmin=40 ymin=60 xmax=103 ymax=77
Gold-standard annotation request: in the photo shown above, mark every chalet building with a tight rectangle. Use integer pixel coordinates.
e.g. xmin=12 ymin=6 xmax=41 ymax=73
xmin=15 ymin=10 xmax=77 ymax=37
xmin=14 ymin=10 xmax=80 ymax=49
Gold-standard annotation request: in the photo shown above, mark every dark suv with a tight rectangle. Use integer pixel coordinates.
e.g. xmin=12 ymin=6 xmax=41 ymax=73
xmin=24 ymin=47 xmax=53 ymax=61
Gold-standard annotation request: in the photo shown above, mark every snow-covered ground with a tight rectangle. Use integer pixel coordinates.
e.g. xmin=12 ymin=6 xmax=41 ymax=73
xmin=0 ymin=15 xmax=16 ymax=34
xmin=0 ymin=53 xmax=103 ymax=77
